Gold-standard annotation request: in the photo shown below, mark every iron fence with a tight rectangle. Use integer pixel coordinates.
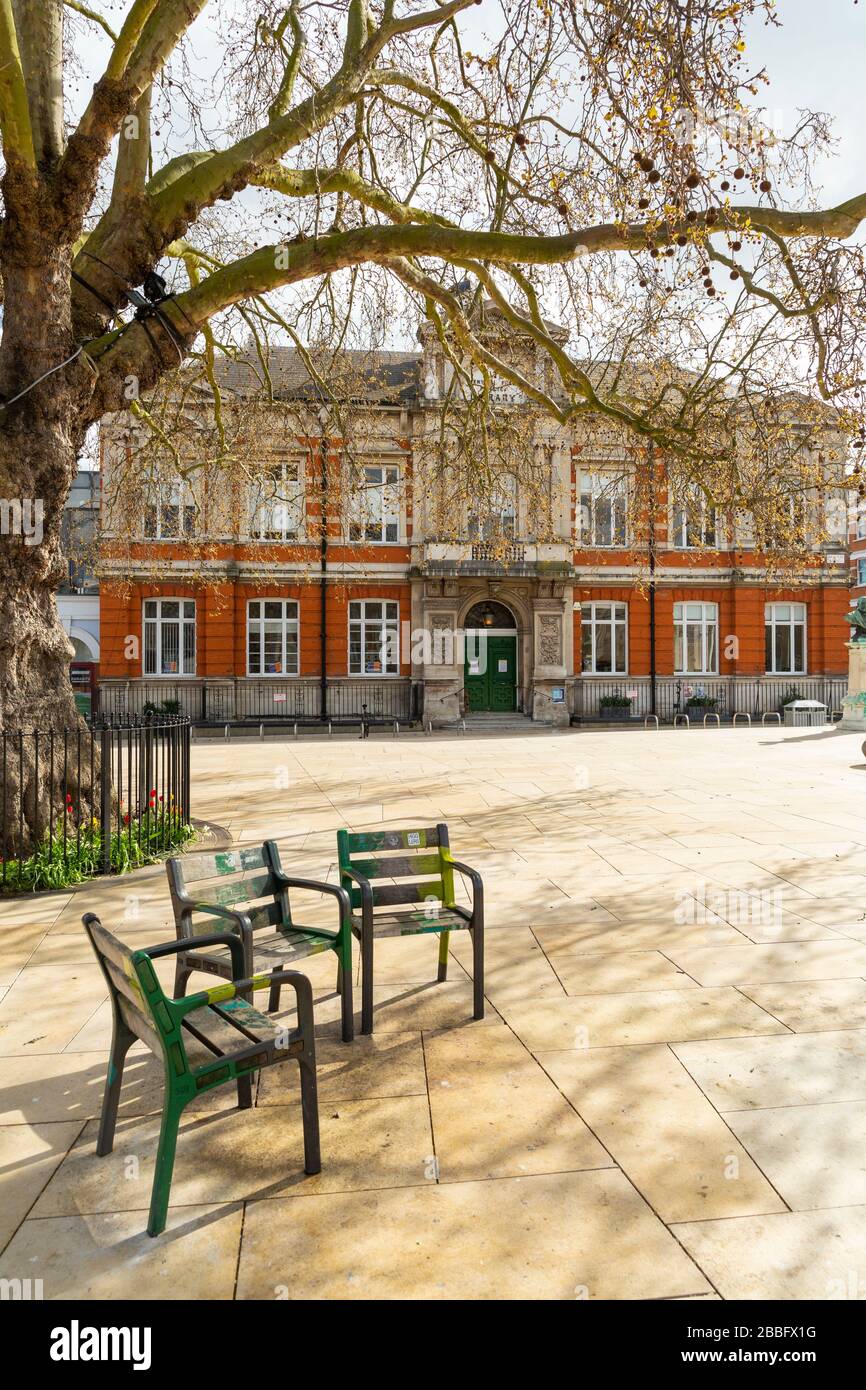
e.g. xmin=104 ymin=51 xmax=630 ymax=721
xmin=575 ymin=676 xmax=848 ymax=722
xmin=97 ymin=679 xmax=414 ymax=724
xmin=1 ymin=714 xmax=191 ymax=889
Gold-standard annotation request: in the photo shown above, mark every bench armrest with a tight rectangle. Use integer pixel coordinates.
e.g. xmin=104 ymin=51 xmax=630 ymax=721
xmin=143 ymin=930 xmax=246 ymax=978
xmin=176 ymin=900 xmax=254 ymax=953
xmin=442 ymin=854 xmax=484 ymax=916
xmin=271 ymin=873 xmax=351 ymax=918
xmin=340 ymin=864 xmax=374 ymax=913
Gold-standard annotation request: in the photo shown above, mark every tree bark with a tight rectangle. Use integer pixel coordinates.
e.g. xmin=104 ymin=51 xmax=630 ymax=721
xmin=0 ymin=207 xmax=95 ymax=854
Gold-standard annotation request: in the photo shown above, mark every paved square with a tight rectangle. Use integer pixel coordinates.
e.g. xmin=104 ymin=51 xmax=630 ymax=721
xmin=3 ymin=723 xmax=866 ymax=1299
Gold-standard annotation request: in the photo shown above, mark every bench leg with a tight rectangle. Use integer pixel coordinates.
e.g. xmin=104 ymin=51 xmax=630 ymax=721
xmin=298 ymin=1049 xmax=321 ymax=1175
xmin=437 ymin=929 xmax=450 ymax=982
xmin=471 ymin=919 xmax=484 ymax=1021
xmin=148 ymin=1093 xmax=184 ymax=1237
xmin=337 ymin=940 xmax=354 ymax=1043
xmin=96 ymin=1024 xmax=135 ymax=1157
xmin=236 ymin=1073 xmax=253 ymax=1109
xmin=268 ymin=967 xmax=282 ymax=1013
xmin=360 ymin=927 xmax=374 ymax=1036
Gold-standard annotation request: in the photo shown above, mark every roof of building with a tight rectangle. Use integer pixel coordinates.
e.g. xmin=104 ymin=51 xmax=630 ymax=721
xmin=208 ymin=348 xmax=421 ymax=404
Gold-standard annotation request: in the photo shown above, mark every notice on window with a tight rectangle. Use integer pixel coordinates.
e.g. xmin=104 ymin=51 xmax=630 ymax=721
xmin=498 ymin=659 xmax=508 ymax=673
xmin=469 ymin=660 xmax=480 ymax=675
xmin=273 ymin=693 xmax=286 ymax=703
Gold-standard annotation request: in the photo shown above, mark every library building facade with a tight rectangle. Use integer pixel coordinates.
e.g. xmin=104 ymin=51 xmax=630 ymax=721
xmin=96 ymin=309 xmax=852 ymax=726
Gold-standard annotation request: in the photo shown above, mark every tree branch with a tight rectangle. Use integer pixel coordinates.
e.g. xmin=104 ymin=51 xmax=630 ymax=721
xmin=146 ymin=0 xmax=476 ymax=241
xmin=55 ymin=0 xmax=206 ymax=234
xmin=14 ymin=0 xmax=64 ymax=169
xmin=62 ymin=1 xmax=117 ymax=42
xmin=0 ymin=0 xmax=36 ymax=173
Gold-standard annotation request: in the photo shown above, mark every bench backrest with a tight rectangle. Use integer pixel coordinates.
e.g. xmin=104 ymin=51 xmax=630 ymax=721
xmin=337 ymin=824 xmax=455 ymax=911
xmin=83 ymin=915 xmax=189 ymax=1075
xmin=166 ymin=843 xmax=291 ymax=937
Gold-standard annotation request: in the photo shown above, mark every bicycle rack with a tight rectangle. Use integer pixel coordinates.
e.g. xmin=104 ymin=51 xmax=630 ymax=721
xmin=761 ymin=711 xmax=781 ymax=725
xmin=643 ymin=714 xmax=659 ymax=729
xmin=703 ymin=713 xmax=721 ymax=727
xmin=733 ymin=712 xmax=751 ymax=727
xmin=673 ymin=713 xmax=690 ymax=728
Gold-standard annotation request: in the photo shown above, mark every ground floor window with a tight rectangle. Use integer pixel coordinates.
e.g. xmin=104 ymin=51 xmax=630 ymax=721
xmin=765 ymin=602 xmax=806 ymax=674
xmin=143 ymin=599 xmax=195 ymax=676
xmin=247 ymin=599 xmax=299 ymax=675
xmin=674 ymin=601 xmax=718 ymax=674
xmin=349 ymin=600 xmax=399 ymax=675
xmin=581 ymin=601 xmax=628 ymax=673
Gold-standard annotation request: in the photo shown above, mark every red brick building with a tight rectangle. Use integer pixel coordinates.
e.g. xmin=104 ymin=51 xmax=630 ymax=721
xmin=97 ymin=313 xmax=851 ymax=725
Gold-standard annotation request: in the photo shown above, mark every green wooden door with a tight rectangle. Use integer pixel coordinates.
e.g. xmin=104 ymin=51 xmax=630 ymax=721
xmin=465 ymin=635 xmax=517 ymax=711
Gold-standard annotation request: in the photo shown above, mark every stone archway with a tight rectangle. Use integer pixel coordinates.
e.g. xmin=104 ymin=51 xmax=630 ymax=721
xmin=460 ymin=597 xmax=521 ymax=713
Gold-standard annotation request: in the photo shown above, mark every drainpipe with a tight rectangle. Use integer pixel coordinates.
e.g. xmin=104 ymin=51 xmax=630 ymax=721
xmin=648 ymin=443 xmax=657 ymax=716
xmin=318 ymin=424 xmax=328 ymax=723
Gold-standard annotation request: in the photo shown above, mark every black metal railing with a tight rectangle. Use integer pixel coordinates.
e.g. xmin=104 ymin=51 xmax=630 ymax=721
xmin=96 ymin=679 xmax=414 ymax=725
xmin=575 ymin=676 xmax=848 ymax=722
xmin=1 ymin=714 xmax=191 ymax=890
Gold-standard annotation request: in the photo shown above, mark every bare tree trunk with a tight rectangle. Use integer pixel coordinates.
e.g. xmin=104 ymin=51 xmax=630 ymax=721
xmin=0 ymin=192 xmax=95 ymax=853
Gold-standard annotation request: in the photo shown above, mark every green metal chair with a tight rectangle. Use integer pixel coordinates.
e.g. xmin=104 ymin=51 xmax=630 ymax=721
xmin=337 ymin=823 xmax=484 ymax=1034
xmin=166 ymin=841 xmax=354 ymax=1041
xmin=83 ymin=912 xmax=320 ymax=1237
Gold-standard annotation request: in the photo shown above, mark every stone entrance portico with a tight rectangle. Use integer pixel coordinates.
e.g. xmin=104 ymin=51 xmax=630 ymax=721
xmin=413 ymin=575 xmax=574 ymax=725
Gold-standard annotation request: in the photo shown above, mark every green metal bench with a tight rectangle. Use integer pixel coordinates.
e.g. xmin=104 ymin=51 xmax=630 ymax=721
xmin=337 ymin=823 xmax=484 ymax=1034
xmin=82 ymin=913 xmax=320 ymax=1238
xmin=166 ymin=842 xmax=354 ymax=1041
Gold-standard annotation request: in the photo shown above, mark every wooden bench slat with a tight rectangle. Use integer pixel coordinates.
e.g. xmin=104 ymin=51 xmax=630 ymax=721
xmin=88 ymin=920 xmax=136 ymax=975
xmin=369 ymin=880 xmax=444 ymax=907
xmin=213 ymin=997 xmax=286 ymax=1045
xmin=346 ymin=827 xmax=440 ymax=853
xmin=183 ymin=999 xmax=284 ymax=1057
xmin=183 ymin=1005 xmax=246 ymax=1057
xmin=251 ymin=930 xmax=335 ymax=961
xmin=352 ymin=908 xmax=470 ymax=938
xmin=190 ymin=870 xmax=274 ymax=909
xmin=349 ymin=852 xmax=441 ymax=880
xmin=116 ymin=992 xmax=164 ymax=1055
xmin=102 ymin=954 xmax=146 ymax=1010
xmin=177 ymin=847 xmax=267 ymax=884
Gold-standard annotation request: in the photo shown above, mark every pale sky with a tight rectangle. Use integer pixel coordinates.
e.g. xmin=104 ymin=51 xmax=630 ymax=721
xmin=743 ymin=0 xmax=865 ymax=203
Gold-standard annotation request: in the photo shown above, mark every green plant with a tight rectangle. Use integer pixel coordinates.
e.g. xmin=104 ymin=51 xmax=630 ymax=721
xmin=599 ymin=694 xmax=632 ymax=708
xmin=1 ymin=812 xmax=196 ymax=894
xmin=142 ymin=699 xmax=182 ymax=717
xmin=685 ymin=694 xmax=717 ymax=708
xmin=779 ymin=684 xmax=803 ymax=710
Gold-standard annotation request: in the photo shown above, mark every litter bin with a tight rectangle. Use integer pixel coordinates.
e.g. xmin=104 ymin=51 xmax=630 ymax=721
xmin=783 ymin=699 xmax=828 ymax=727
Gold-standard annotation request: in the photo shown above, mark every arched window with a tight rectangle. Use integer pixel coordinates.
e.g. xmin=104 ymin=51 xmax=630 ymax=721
xmin=464 ymin=600 xmax=516 ymax=630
